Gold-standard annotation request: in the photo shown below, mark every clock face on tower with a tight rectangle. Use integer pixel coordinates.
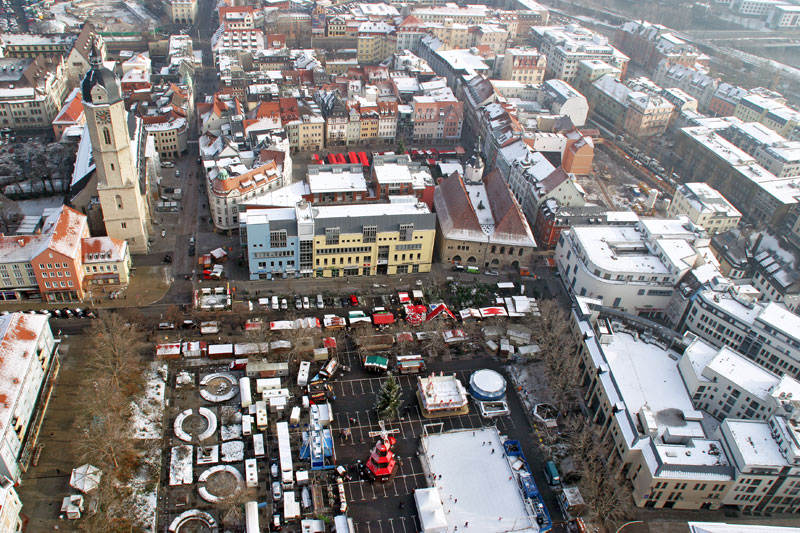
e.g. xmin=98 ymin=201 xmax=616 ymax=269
xmin=96 ymin=110 xmax=111 ymax=124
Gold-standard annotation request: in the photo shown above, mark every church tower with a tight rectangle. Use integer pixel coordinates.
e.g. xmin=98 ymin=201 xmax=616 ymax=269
xmin=81 ymin=40 xmax=150 ymax=254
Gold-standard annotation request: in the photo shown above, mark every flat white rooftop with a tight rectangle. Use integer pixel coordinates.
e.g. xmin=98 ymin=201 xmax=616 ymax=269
xmin=722 ymin=419 xmax=787 ymax=468
xmin=313 ymin=201 xmax=430 ymax=219
xmin=571 ymin=226 xmax=670 ymax=275
xmin=422 ymin=428 xmax=538 ymax=533
xmin=307 ymin=168 xmax=367 ymax=194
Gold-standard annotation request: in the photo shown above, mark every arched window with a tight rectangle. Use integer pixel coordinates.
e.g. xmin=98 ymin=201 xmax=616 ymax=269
xmin=500 ymin=246 xmax=505 ymax=254
xmin=103 ymin=128 xmax=111 ymax=145
xmin=115 ymin=195 xmax=123 ymax=209
xmin=467 ymin=256 xmax=477 ymax=263
xmin=491 ymin=245 xmax=496 ymax=253
xmin=508 ymin=247 xmax=514 ymax=255
xmin=452 ymin=255 xmax=462 ymax=263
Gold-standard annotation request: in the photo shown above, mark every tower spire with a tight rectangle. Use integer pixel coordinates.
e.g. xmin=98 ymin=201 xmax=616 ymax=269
xmin=89 ymin=37 xmax=102 ymax=69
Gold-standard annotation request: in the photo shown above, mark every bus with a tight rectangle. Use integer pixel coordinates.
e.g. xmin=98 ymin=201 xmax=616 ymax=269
xmin=277 ymin=421 xmax=294 ymax=488
xmin=465 ymin=266 xmax=480 ymax=274
xmin=544 ymin=460 xmax=561 ymax=486
xmin=297 ymin=361 xmax=311 ymax=387
xmin=245 ymin=501 xmax=259 ymax=533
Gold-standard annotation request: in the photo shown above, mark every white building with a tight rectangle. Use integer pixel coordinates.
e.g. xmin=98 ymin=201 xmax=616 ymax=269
xmin=0 ymin=313 xmax=58 ymax=482
xmin=668 ymin=183 xmax=742 ymax=235
xmin=766 ymin=4 xmax=800 ymax=28
xmin=653 ymin=61 xmax=718 ymax=111
xmin=556 ymin=216 xmax=716 ymax=317
xmin=731 ymin=0 xmax=786 ymax=17
xmin=539 ymin=79 xmax=589 ymax=127
xmin=530 ymin=24 xmax=629 ymax=83
xmin=679 ymin=280 xmax=800 ymax=378
xmin=0 ymin=481 xmax=22 ymax=532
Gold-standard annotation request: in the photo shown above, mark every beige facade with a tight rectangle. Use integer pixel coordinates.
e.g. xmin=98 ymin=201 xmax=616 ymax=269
xmin=286 ymin=118 xmax=324 ymax=152
xmin=81 ymin=237 xmax=131 ymax=291
xmin=168 ymin=0 xmax=198 ymax=24
xmin=500 ymin=48 xmax=546 ymax=83
xmin=668 ymin=183 xmax=742 ymax=235
xmin=428 ymin=23 xmax=470 ymax=50
xmin=0 ymin=485 xmax=22 ymax=532
xmin=83 ymin=56 xmax=151 ymax=254
xmin=0 ymin=57 xmax=68 ymax=132
xmin=357 ymin=34 xmax=397 ymax=64
xmin=146 ymin=119 xmax=188 ymax=159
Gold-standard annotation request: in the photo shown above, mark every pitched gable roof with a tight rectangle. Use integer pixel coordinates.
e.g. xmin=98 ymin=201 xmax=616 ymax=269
xmin=434 ymin=173 xmax=482 ymax=234
xmin=484 ymin=169 xmax=531 ymax=239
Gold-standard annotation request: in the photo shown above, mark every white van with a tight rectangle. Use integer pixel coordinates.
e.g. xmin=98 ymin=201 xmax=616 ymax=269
xmin=271 ymin=296 xmax=279 ymax=311
xmin=316 ymin=294 xmax=324 ymax=309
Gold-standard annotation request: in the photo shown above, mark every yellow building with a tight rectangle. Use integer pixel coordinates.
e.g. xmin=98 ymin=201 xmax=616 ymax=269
xmin=168 ymin=0 xmax=198 ymax=24
xmin=312 ymin=202 xmax=435 ymax=277
xmin=80 ymin=237 xmax=132 ymax=291
xmin=667 ymin=183 xmax=741 ymax=235
xmin=356 ymin=22 xmax=396 ymax=64
xmin=428 ymin=23 xmax=470 ymax=50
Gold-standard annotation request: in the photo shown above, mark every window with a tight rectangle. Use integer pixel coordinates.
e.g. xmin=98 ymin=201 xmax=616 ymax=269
xmin=121 ymin=222 xmax=127 ymax=229
xmin=362 ymin=225 xmax=377 ymax=243
xmin=325 ymin=227 xmax=340 ymax=245
xmin=399 ymin=223 xmax=413 ymax=241
xmin=103 ymin=128 xmax=111 ymax=145
xmin=270 ymin=230 xmax=287 ymax=248
xmin=116 ymin=195 xmax=123 ymax=209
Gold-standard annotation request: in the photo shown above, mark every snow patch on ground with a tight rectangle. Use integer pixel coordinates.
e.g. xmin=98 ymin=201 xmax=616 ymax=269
xmin=169 ymin=445 xmax=193 ymax=485
xmin=221 ymin=441 xmax=244 ymax=463
xmin=128 ymin=454 xmax=159 ymax=531
xmin=131 ymin=362 xmax=167 ymax=440
xmin=221 ymin=423 xmax=242 ymax=441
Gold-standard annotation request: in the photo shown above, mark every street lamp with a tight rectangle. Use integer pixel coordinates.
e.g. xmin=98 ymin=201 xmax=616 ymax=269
xmin=616 ymin=520 xmax=644 ymax=533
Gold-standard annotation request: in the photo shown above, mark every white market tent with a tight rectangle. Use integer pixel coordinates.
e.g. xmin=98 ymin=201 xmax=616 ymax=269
xmin=414 ymin=488 xmax=448 ymax=533
xmin=69 ymin=464 xmax=102 ymax=493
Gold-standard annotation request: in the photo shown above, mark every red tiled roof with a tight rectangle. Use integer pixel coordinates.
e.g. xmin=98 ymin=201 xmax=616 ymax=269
xmin=53 ymin=92 xmax=84 ymax=124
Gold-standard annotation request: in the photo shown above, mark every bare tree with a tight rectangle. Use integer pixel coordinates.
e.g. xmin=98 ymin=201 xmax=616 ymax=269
xmin=564 ymin=416 xmax=634 ymax=531
xmin=417 ymin=319 xmax=449 ymax=359
xmin=76 ymin=476 xmax=141 ymax=532
xmin=0 ymin=195 xmax=21 ymax=234
xmin=525 ymin=299 xmax=581 ymax=412
xmin=85 ymin=313 xmax=146 ymax=395
xmin=215 ymin=476 xmax=256 ymax=525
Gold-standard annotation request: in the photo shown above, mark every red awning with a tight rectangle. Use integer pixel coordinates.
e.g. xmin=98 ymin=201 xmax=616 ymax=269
xmin=373 ymin=313 xmax=395 ymax=325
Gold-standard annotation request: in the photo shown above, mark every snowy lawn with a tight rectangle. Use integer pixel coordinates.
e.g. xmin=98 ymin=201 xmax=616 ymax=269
xmin=131 ymin=362 xmax=167 ymax=440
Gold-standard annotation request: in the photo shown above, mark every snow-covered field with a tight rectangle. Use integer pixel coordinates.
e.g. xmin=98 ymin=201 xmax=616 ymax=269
xmin=170 ymin=445 xmax=194 ymax=485
xmin=221 ymin=441 xmax=244 ymax=463
xmin=131 ymin=362 xmax=167 ymax=440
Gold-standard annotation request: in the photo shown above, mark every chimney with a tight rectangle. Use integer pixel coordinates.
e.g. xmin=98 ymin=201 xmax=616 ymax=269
xmin=753 ymin=232 xmax=764 ymax=254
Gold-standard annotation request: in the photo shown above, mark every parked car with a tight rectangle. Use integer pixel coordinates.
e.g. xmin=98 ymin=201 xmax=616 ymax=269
xmin=175 ymin=169 xmax=181 ymax=178
xmin=302 ymin=296 xmax=310 ymax=309
xmin=189 ymin=236 xmax=195 ymax=245
xmin=349 ymin=294 xmax=359 ymax=307
xmin=270 ymin=461 xmax=278 ymax=478
xmin=295 ymin=297 xmax=303 ymax=310
xmin=485 ymin=269 xmax=499 ymax=276
xmin=272 ymin=481 xmax=282 ymax=502
xmin=316 ymin=294 xmax=324 ymax=309
xmin=161 ymin=229 xmax=166 ymax=238
xmin=158 ymin=322 xmax=176 ymax=330
xmin=161 ymin=161 xmax=175 ymax=168
xmin=188 ymin=245 xmax=196 ymax=257
xmin=280 ymin=298 xmax=288 ymax=311
xmin=271 ymin=514 xmax=282 ymax=531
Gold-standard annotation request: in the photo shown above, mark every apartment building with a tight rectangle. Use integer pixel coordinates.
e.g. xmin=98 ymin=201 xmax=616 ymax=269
xmin=587 ymin=75 xmax=676 ymax=139
xmin=357 ymin=22 xmax=396 ymax=64
xmin=201 ymin=134 xmax=291 ymax=231
xmin=505 ymin=150 xmax=587 ymax=224
xmin=304 ymin=164 xmax=369 ymax=204
xmin=411 ymin=92 xmax=463 ymax=145
xmin=0 ymin=482 xmax=22 ymax=532
xmin=573 ymin=59 xmax=621 ymax=95
xmin=574 ymin=307 xmax=735 ymax=509
xmin=721 ymin=121 xmax=800 ymax=178
xmin=679 ymin=281 xmax=800 ymax=378
xmin=134 ymin=83 xmax=192 ymax=160
xmin=530 ymin=25 xmax=629 ymax=83
xmin=653 ymin=61 xmax=719 ymax=112
xmin=574 ymin=300 xmax=800 ymax=512
xmin=731 ymin=0 xmax=786 ymax=17
xmin=734 ymin=89 xmax=800 ymax=138
xmin=614 ymin=21 xmax=705 ymax=72
xmin=434 ymin=168 xmax=536 ymax=269
xmin=0 ymin=313 xmax=59 ymax=483
xmin=0 ymin=56 xmax=68 ymax=132
xmin=167 ymin=0 xmax=198 ymax=24
xmin=52 ymin=88 xmax=85 ymax=140
xmin=709 ymin=83 xmax=748 ymax=117
xmin=556 ymin=216 xmax=716 ymax=316
xmin=498 ymin=47 xmax=547 ymax=83
xmin=280 ymin=98 xmax=324 ymax=153
xmin=371 ymin=154 xmax=435 ymax=208
xmin=674 ymin=126 xmax=800 ymax=228
xmin=0 ymin=34 xmax=75 ymax=60
xmin=411 ymin=3 xmax=489 ymax=25
xmin=668 ymin=183 xmax=742 ymax=235
xmin=470 ymin=24 xmax=510 ymax=55
xmin=513 ymin=0 xmax=550 ymax=37
xmin=241 ymin=200 xmax=435 ymax=279
xmin=211 ymin=27 xmax=265 ymax=64
xmin=766 ymin=4 xmax=800 ymax=28
xmin=534 ymin=202 xmax=636 ymax=249
xmin=80 ymin=237 xmax=132 ymax=290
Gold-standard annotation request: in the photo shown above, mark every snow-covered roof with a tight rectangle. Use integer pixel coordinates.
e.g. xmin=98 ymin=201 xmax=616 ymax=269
xmin=722 ymin=419 xmax=788 ymax=468
xmin=757 ymin=302 xmax=800 ymax=342
xmin=0 ymin=313 xmax=49 ymax=439
xmin=421 ymin=428 xmax=538 ymax=533
xmin=307 ymin=165 xmax=367 ymax=194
